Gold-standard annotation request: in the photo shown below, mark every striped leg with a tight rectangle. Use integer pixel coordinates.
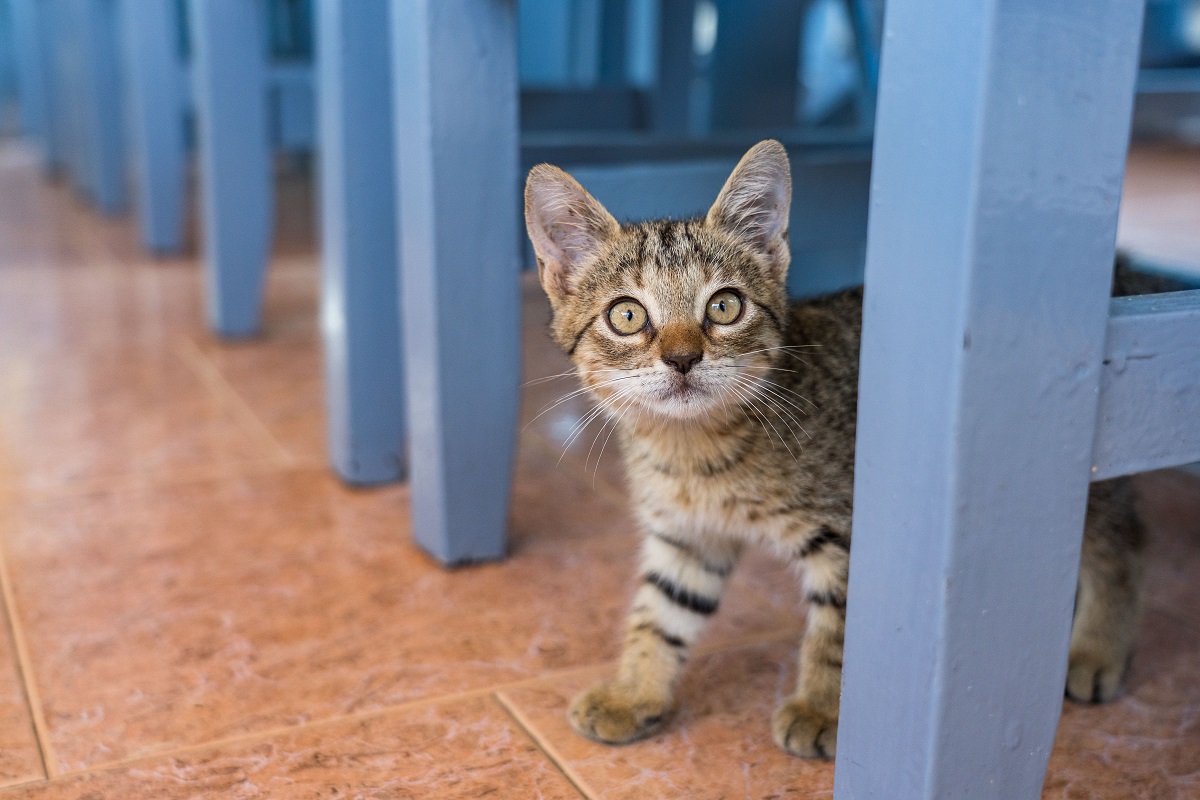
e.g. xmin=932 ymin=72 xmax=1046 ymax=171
xmin=1066 ymin=479 xmax=1146 ymax=703
xmin=774 ymin=526 xmax=851 ymax=759
xmin=568 ymin=532 xmax=741 ymax=744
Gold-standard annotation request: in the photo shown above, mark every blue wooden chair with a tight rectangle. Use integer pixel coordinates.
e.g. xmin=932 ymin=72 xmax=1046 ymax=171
xmin=838 ymin=1 xmax=1200 ymax=796
xmin=1133 ymin=0 xmax=1200 ymax=140
xmin=333 ymin=0 xmax=1200 ymax=792
xmin=8 ymin=0 xmax=62 ymax=172
xmin=145 ymin=0 xmax=315 ymax=335
xmin=13 ymin=0 xmax=127 ymax=211
xmin=9 ymin=0 xmax=315 ymax=324
xmin=320 ymin=1 xmax=884 ymax=562
xmin=0 ymin=0 xmax=20 ymax=134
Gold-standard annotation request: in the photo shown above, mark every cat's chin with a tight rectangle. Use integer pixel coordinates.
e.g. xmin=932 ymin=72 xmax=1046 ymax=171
xmin=646 ymin=385 xmax=728 ymax=421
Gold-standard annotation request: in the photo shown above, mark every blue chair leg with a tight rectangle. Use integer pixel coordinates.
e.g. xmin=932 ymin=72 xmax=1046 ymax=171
xmin=188 ymin=0 xmax=272 ymax=337
xmin=52 ymin=0 xmax=89 ymax=188
xmin=315 ymin=0 xmax=406 ymax=486
xmin=31 ymin=0 xmax=66 ymax=175
xmin=11 ymin=0 xmax=49 ymax=142
xmin=650 ymin=0 xmax=697 ymax=134
xmin=120 ymin=0 xmax=187 ymax=253
xmin=389 ymin=0 xmax=520 ymax=564
xmin=74 ymin=0 xmax=126 ymax=214
xmin=835 ymin=0 xmax=1145 ymax=797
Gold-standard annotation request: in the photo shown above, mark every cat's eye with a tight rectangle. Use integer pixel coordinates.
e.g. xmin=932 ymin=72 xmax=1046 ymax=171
xmin=607 ymin=299 xmax=648 ymax=335
xmin=706 ymin=290 xmax=743 ymax=325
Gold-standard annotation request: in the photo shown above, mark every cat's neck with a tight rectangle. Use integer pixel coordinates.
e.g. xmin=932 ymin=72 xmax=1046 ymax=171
xmin=621 ymin=403 xmax=749 ymax=462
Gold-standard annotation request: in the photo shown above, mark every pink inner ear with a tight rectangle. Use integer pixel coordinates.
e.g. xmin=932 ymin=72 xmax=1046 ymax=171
xmin=540 ymin=255 xmax=572 ymax=299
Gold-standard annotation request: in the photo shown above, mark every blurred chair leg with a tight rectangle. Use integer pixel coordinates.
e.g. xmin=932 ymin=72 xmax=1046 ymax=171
xmin=11 ymin=0 xmax=50 ymax=143
xmin=53 ymin=0 xmax=89 ymax=189
xmin=188 ymin=0 xmax=272 ymax=337
xmin=834 ymin=0 xmax=1145 ymax=797
xmin=389 ymin=0 xmax=520 ymax=564
xmin=316 ymin=0 xmax=406 ymax=486
xmin=75 ymin=0 xmax=126 ymax=214
xmin=650 ymin=0 xmax=696 ymax=134
xmin=33 ymin=0 xmax=66 ymax=175
xmin=120 ymin=0 xmax=187 ymax=253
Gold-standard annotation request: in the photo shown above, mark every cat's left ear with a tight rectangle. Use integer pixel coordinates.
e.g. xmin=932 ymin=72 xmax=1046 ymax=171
xmin=707 ymin=139 xmax=792 ymax=281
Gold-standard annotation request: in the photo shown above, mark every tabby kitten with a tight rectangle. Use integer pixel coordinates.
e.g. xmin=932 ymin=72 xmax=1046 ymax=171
xmin=523 ymin=140 xmax=1145 ymax=759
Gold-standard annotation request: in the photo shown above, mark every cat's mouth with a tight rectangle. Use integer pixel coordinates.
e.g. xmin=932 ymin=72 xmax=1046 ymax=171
xmin=650 ymin=374 xmax=718 ymax=418
xmin=665 ymin=382 xmax=700 ymax=400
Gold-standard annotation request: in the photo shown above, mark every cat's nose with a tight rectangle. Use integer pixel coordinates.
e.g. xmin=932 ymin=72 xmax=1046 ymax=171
xmin=662 ymin=350 xmax=703 ymax=374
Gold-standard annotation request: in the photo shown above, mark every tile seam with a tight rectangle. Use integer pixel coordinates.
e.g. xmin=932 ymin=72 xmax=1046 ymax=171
xmin=5 ymin=661 xmax=616 ymax=788
xmin=173 ymin=335 xmax=296 ymax=466
xmin=0 ymin=529 xmax=57 ymax=777
xmin=0 ymin=458 xmax=306 ymax=503
xmin=493 ymin=692 xmax=594 ymax=800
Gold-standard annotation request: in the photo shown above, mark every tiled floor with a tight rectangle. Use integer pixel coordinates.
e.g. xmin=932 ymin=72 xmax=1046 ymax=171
xmin=0 ymin=140 xmax=1196 ymax=798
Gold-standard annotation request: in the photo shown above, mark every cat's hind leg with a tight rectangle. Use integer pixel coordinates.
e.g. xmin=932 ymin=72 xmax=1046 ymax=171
xmin=568 ymin=533 xmax=741 ymax=744
xmin=1066 ymin=478 xmax=1145 ymax=703
xmin=773 ymin=526 xmax=849 ymax=759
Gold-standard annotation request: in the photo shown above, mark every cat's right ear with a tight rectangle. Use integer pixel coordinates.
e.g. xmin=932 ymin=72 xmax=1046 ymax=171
xmin=525 ymin=164 xmax=619 ymax=304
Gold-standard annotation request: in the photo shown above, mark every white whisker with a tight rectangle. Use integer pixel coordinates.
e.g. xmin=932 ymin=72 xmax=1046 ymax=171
xmin=730 ymin=374 xmax=809 ymax=446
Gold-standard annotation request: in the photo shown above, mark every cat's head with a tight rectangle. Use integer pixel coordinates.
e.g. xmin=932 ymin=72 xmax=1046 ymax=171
xmin=524 ymin=140 xmax=792 ymax=422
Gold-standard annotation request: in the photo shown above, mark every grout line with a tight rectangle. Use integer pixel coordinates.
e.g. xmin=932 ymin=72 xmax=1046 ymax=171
xmin=494 ymin=693 xmax=594 ymax=800
xmin=0 ymin=536 xmax=804 ymax=791
xmin=0 ymin=459 xmax=319 ymax=504
xmin=0 ymin=660 xmax=615 ymax=791
xmin=0 ymin=606 xmax=801 ymax=791
xmin=173 ymin=335 xmax=296 ymax=466
xmin=0 ymin=524 xmax=57 ymax=777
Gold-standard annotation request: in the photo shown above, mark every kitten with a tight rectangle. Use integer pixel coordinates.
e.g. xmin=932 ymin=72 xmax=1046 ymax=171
xmin=523 ymin=140 xmax=1145 ymax=759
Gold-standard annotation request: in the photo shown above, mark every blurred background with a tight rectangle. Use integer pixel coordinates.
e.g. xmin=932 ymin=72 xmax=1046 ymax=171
xmin=0 ymin=1 xmax=1197 ymax=797
xmin=3 ymin=0 xmax=1199 ymax=295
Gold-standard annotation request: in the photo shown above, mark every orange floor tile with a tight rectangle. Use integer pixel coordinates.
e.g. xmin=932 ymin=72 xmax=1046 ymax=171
xmin=0 ymin=140 xmax=1197 ymax=797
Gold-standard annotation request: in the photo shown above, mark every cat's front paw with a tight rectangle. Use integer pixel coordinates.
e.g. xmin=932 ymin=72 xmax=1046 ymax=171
xmin=567 ymin=683 xmax=670 ymax=745
xmin=772 ymin=698 xmax=837 ymax=759
xmin=1066 ymin=642 xmax=1130 ymax=704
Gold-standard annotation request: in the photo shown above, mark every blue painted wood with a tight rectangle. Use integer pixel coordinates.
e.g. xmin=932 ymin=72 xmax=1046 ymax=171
xmin=1137 ymin=67 xmax=1200 ymax=93
xmin=10 ymin=0 xmax=49 ymax=140
xmin=650 ymin=0 xmax=695 ymax=133
xmin=518 ymin=0 xmax=576 ymax=87
xmin=709 ymin=0 xmax=805 ymax=130
xmin=120 ymin=0 xmax=187 ymax=253
xmin=269 ymin=0 xmax=313 ymax=59
xmin=569 ymin=0 xmax=604 ymax=85
xmin=834 ymin=0 xmax=1145 ymax=796
xmin=0 ymin=2 xmax=17 ymax=123
xmin=188 ymin=0 xmax=273 ymax=337
xmin=56 ymin=0 xmax=91 ymax=188
xmin=390 ymin=0 xmax=520 ymax=564
xmin=1093 ymin=289 xmax=1200 ymax=480
xmin=270 ymin=62 xmax=316 ymax=153
xmin=518 ymin=0 xmax=605 ymax=88
xmin=59 ymin=0 xmax=96 ymax=202
xmin=11 ymin=0 xmax=39 ymax=131
xmin=846 ymin=0 xmax=880 ymax=96
xmin=316 ymin=0 xmax=405 ymax=486
xmin=32 ymin=0 xmax=66 ymax=173
xmin=73 ymin=0 xmax=126 ymax=214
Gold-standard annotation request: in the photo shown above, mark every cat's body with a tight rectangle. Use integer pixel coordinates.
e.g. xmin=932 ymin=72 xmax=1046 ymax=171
xmin=524 ymin=141 xmax=1145 ymax=759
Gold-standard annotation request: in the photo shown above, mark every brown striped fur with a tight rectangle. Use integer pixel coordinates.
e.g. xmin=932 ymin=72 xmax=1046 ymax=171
xmin=524 ymin=140 xmax=1146 ymax=759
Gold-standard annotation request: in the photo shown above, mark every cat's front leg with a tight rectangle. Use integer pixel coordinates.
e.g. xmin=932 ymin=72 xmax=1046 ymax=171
xmin=1067 ymin=479 xmax=1145 ymax=703
xmin=569 ymin=532 xmax=741 ymax=744
xmin=773 ymin=526 xmax=850 ymax=759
